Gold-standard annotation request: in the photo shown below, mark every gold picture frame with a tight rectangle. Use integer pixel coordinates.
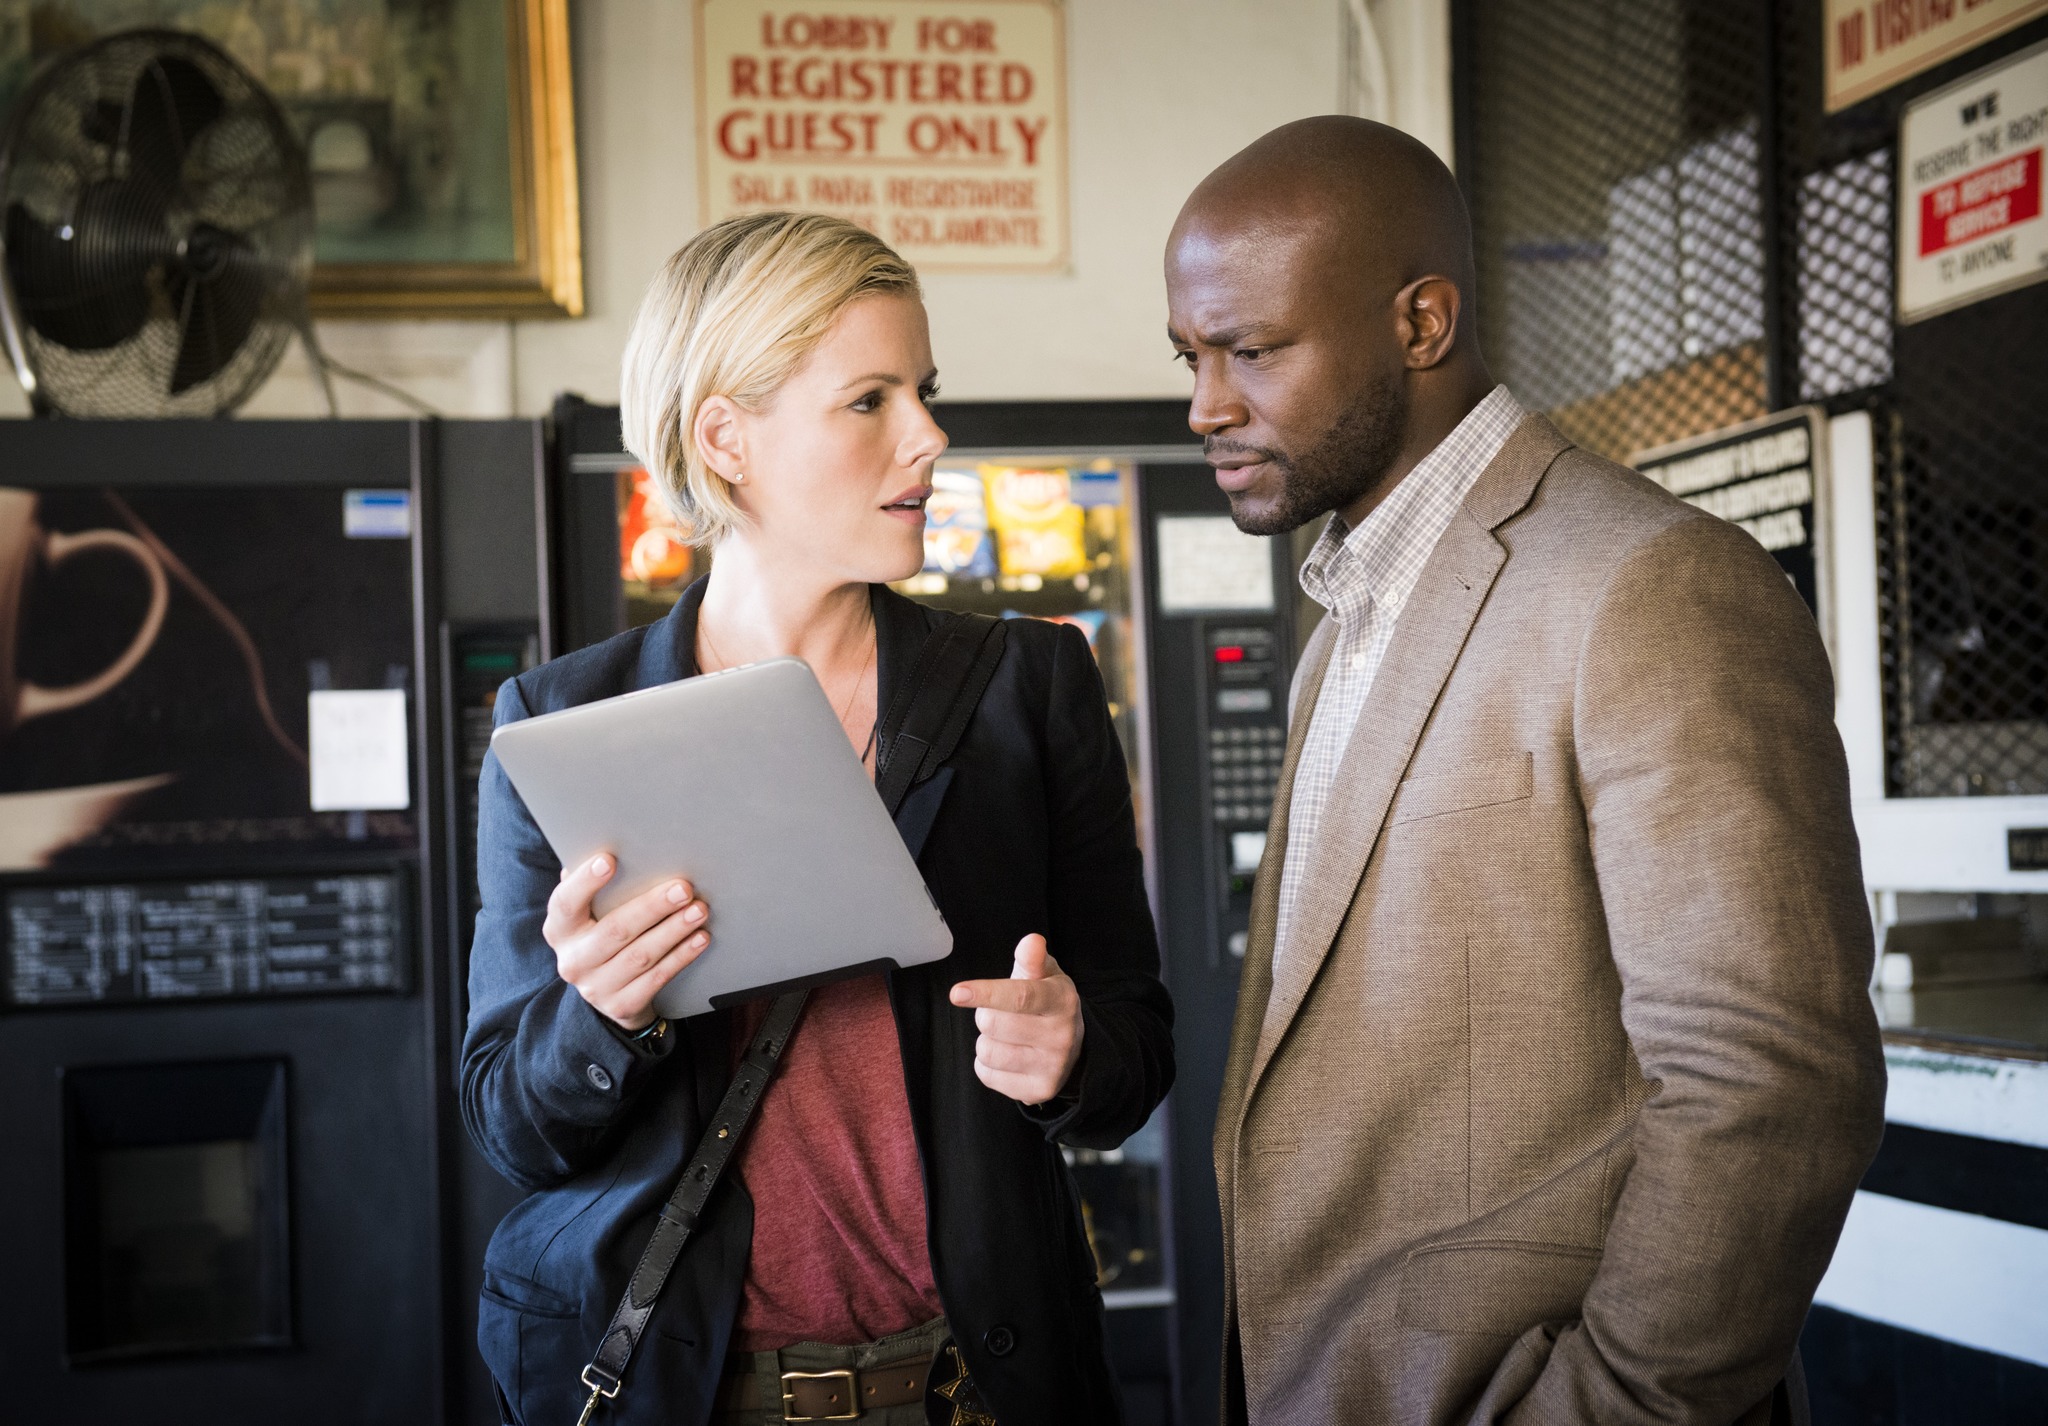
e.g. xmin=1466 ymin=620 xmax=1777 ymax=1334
xmin=0 ymin=0 xmax=583 ymax=319
xmin=311 ymin=0 xmax=583 ymax=317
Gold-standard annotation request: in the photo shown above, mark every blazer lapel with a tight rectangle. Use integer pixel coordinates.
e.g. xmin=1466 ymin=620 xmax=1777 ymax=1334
xmin=632 ymin=576 xmax=707 ymax=689
xmin=871 ymin=583 xmax=931 ymax=729
xmin=1244 ymin=514 xmax=1505 ymax=1081
xmin=871 ymin=586 xmax=958 ymax=855
xmin=1241 ymin=412 xmax=1570 ymax=1094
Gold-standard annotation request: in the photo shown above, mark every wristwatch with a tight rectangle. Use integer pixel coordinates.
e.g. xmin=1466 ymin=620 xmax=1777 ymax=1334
xmin=629 ymin=1016 xmax=670 ymax=1047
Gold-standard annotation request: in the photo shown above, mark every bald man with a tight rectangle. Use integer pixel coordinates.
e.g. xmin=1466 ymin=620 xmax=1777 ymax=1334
xmin=1172 ymin=118 xmax=1884 ymax=1426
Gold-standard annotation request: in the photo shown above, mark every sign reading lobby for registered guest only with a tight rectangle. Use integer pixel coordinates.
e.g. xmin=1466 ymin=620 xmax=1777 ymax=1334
xmin=696 ymin=0 xmax=1069 ymax=272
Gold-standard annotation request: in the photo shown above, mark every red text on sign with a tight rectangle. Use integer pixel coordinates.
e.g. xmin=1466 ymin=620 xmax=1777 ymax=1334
xmin=730 ymin=56 xmax=1033 ymax=103
xmin=1919 ymin=147 xmax=2042 ymax=255
xmin=719 ymin=109 xmax=883 ymax=159
xmin=758 ymin=14 xmax=895 ymax=49
xmin=1874 ymin=0 xmax=1957 ymax=53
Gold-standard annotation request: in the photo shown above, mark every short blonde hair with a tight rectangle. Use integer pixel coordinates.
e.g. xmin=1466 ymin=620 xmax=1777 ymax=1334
xmin=619 ymin=212 xmax=921 ymax=546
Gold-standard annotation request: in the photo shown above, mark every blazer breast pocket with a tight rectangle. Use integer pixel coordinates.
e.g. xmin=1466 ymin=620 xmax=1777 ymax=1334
xmin=1395 ymin=1238 xmax=1599 ymax=1336
xmin=1388 ymin=752 xmax=1534 ymax=826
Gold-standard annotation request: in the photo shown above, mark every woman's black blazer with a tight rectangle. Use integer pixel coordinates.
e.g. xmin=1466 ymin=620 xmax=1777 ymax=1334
xmin=462 ymin=579 xmax=1174 ymax=1426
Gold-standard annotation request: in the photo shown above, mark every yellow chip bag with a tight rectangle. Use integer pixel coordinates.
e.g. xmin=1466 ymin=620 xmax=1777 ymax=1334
xmin=981 ymin=465 xmax=1088 ymax=578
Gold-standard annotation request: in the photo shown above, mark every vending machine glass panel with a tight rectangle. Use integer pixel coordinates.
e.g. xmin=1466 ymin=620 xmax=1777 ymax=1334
xmin=892 ymin=457 xmax=1145 ymax=797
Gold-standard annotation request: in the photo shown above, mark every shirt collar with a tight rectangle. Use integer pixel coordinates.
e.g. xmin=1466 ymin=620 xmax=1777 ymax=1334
xmin=1299 ymin=385 xmax=1523 ymax=619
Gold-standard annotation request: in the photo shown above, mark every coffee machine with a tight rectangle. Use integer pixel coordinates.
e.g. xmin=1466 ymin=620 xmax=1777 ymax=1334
xmin=0 ymin=417 xmax=545 ymax=1424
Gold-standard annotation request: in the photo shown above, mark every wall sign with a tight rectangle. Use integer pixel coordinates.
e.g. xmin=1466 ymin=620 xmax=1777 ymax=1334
xmin=1898 ymin=40 xmax=2048 ymax=321
xmin=1632 ymin=407 xmax=1833 ymax=653
xmin=695 ymin=0 xmax=1069 ymax=271
xmin=1825 ymin=0 xmax=2048 ymax=113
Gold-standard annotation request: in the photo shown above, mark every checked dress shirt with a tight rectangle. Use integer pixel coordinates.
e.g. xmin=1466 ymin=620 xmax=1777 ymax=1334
xmin=1271 ymin=385 xmax=1525 ymax=977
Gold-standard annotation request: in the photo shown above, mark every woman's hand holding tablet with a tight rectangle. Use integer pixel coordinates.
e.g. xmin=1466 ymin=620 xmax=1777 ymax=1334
xmin=542 ymin=853 xmax=713 ymax=1032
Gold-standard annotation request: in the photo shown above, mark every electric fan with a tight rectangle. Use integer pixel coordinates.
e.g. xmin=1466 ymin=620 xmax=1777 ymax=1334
xmin=0 ymin=29 xmax=316 ymax=417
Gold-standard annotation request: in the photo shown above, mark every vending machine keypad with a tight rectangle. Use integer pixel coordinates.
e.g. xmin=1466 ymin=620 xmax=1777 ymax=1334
xmin=1207 ymin=726 xmax=1286 ymax=824
xmin=1197 ymin=622 xmax=1293 ymax=951
xmin=1201 ymin=623 xmax=1289 ymax=831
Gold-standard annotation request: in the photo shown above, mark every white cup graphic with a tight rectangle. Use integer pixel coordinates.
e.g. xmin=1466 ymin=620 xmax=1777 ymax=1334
xmin=0 ymin=487 xmax=169 ymax=737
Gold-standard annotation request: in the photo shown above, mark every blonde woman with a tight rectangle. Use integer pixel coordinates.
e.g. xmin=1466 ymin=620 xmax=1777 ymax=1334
xmin=463 ymin=212 xmax=1173 ymax=1426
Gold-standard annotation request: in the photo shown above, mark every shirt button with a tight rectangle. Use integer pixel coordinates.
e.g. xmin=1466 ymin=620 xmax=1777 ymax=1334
xmin=586 ymin=1063 xmax=614 ymax=1092
xmin=983 ymin=1323 xmax=1017 ymax=1357
xmin=1350 ymin=652 xmax=1369 ymax=670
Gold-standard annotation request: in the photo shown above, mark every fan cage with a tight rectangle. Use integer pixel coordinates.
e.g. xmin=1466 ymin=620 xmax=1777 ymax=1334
xmin=0 ymin=29 xmax=313 ymax=418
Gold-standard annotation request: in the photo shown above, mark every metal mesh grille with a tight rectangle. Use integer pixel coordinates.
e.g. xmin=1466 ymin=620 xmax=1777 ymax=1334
xmin=1775 ymin=4 xmax=2048 ymax=800
xmin=1462 ymin=0 xmax=2048 ymax=798
xmin=1884 ymin=284 xmax=2048 ymax=796
xmin=1795 ymin=149 xmax=1893 ymax=401
xmin=1463 ymin=0 xmax=1768 ymax=463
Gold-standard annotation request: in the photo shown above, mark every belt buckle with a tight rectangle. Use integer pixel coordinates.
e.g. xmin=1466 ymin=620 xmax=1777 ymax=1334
xmin=781 ymin=1367 xmax=861 ymax=1422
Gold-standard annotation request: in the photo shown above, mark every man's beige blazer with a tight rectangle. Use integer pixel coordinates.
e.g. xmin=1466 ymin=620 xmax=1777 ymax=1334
xmin=1214 ymin=414 xmax=1886 ymax=1426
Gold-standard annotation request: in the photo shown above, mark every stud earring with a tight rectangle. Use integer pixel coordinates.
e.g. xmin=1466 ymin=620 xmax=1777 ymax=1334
xmin=729 ymin=471 xmax=745 ymax=484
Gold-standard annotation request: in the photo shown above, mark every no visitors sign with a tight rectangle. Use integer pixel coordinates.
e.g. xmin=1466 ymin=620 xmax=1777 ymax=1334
xmin=1824 ymin=0 xmax=2048 ymax=112
xmin=1898 ymin=40 xmax=2048 ymax=322
xmin=696 ymin=1 xmax=1069 ymax=271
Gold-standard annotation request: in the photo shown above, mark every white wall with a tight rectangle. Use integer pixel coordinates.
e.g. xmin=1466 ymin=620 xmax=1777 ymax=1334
xmin=1368 ymin=0 xmax=1454 ymax=163
xmin=0 ymin=0 xmax=1452 ymax=420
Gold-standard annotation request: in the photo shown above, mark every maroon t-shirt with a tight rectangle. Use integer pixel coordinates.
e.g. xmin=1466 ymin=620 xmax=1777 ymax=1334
xmin=727 ymin=973 xmax=944 ymax=1351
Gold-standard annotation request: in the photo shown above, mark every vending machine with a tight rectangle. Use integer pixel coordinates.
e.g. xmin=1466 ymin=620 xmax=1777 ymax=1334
xmin=0 ymin=417 xmax=547 ymax=1425
xmin=547 ymin=394 xmax=1296 ymax=1425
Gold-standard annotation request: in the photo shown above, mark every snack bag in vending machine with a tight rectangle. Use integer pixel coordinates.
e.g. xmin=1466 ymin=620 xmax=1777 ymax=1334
xmin=981 ymin=465 xmax=1088 ymax=579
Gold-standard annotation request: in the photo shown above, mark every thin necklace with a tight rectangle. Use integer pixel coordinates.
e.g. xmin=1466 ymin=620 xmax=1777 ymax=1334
xmin=841 ymin=630 xmax=877 ymax=730
xmin=699 ymin=609 xmax=876 ymax=749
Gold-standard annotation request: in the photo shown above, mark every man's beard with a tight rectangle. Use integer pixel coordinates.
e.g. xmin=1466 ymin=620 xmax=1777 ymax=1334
xmin=1212 ymin=372 xmax=1408 ymax=536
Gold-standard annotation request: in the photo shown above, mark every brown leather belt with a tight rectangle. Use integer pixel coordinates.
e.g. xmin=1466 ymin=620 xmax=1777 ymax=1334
xmin=715 ymin=1355 xmax=932 ymax=1420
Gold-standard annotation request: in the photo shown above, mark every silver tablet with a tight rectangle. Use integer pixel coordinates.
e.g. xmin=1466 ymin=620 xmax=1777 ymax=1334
xmin=488 ymin=656 xmax=952 ymax=1020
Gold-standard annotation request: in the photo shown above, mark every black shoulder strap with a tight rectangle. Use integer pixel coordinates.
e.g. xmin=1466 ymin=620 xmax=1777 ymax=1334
xmin=575 ymin=610 xmax=1008 ymax=1425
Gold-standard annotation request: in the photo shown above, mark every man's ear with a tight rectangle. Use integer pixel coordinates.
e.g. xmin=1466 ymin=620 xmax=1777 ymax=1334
xmin=693 ymin=396 xmax=747 ymax=484
xmin=1395 ymin=276 xmax=1463 ymax=371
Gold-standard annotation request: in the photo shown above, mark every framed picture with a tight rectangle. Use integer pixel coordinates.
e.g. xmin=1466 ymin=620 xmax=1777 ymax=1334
xmin=0 ymin=0 xmax=582 ymax=318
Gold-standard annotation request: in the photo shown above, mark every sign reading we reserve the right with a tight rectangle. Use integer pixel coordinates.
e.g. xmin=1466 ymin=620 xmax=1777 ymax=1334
xmin=1899 ymin=41 xmax=2048 ymax=322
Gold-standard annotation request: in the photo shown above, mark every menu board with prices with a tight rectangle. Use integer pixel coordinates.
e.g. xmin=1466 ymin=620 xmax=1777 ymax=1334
xmin=4 ymin=874 xmax=405 ymax=1009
